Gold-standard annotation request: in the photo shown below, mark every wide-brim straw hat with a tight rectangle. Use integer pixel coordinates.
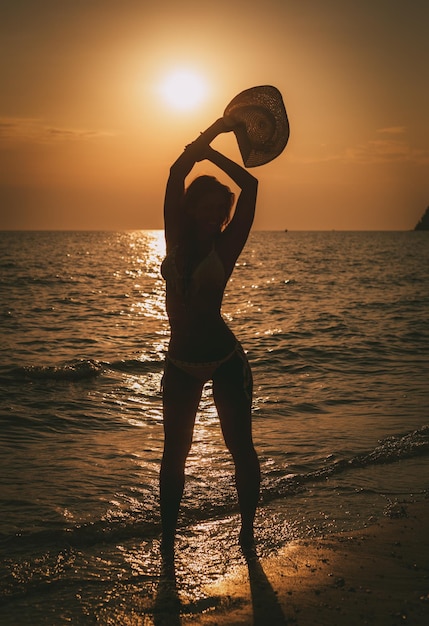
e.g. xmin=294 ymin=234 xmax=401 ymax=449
xmin=224 ymin=85 xmax=289 ymax=167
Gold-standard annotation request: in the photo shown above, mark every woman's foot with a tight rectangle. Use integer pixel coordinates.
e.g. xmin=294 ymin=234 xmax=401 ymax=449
xmin=239 ymin=527 xmax=256 ymax=557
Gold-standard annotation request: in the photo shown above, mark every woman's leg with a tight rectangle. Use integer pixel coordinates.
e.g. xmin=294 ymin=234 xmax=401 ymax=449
xmin=160 ymin=360 xmax=204 ymax=553
xmin=212 ymin=351 xmax=260 ymax=549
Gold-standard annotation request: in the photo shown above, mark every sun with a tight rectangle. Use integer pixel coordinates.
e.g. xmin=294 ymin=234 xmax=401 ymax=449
xmin=158 ymin=68 xmax=208 ymax=111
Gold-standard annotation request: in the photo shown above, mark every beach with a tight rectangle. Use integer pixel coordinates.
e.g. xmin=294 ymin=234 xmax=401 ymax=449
xmin=177 ymin=499 xmax=429 ymax=626
xmin=91 ymin=499 xmax=429 ymax=625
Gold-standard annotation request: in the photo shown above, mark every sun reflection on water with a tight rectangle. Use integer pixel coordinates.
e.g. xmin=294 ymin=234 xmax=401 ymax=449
xmin=123 ymin=231 xmax=167 ymax=324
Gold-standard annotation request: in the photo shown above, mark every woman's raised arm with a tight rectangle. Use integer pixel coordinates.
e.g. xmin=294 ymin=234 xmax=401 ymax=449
xmin=163 ymin=119 xmax=232 ymax=249
xmin=203 ymin=145 xmax=258 ymax=265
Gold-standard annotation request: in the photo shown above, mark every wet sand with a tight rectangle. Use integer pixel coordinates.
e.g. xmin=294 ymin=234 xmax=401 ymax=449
xmin=182 ymin=500 xmax=429 ymax=626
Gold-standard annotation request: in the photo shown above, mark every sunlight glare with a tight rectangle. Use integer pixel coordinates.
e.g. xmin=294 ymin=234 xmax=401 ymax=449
xmin=159 ymin=68 xmax=208 ymax=111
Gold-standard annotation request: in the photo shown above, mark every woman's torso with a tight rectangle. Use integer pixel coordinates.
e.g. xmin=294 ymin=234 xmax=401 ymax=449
xmin=161 ymin=244 xmax=236 ymax=361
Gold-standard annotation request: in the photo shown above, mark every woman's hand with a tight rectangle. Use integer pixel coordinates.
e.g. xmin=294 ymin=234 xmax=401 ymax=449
xmin=197 ymin=143 xmax=221 ymax=162
xmin=176 ymin=116 xmax=237 ymax=170
xmin=183 ymin=119 xmax=230 ymax=160
xmin=222 ymin=115 xmax=238 ymax=130
xmin=183 ymin=137 xmax=209 ymax=162
xmin=213 ymin=117 xmax=236 ymax=133
xmin=196 ymin=117 xmax=235 ymax=144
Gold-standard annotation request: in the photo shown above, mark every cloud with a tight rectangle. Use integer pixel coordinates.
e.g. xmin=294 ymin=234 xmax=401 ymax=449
xmin=376 ymin=126 xmax=407 ymax=135
xmin=345 ymin=141 xmax=429 ymax=165
xmin=0 ymin=118 xmax=40 ymax=141
xmin=286 ymin=125 xmax=429 ymax=167
xmin=344 ymin=127 xmax=429 ymax=165
xmin=345 ymin=139 xmax=408 ymax=163
xmin=0 ymin=117 xmax=112 ymax=145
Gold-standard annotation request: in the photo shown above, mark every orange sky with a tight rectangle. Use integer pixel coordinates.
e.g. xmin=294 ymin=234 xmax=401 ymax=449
xmin=1 ymin=0 xmax=428 ymax=230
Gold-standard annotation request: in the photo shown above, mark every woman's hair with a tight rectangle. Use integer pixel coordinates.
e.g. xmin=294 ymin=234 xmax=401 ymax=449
xmin=182 ymin=175 xmax=235 ymax=229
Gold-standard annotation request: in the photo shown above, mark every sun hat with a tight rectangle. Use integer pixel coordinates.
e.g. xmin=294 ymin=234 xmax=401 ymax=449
xmin=223 ymin=85 xmax=289 ymax=167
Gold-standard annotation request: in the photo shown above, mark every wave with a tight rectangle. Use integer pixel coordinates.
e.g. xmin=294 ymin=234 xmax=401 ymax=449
xmin=109 ymin=358 xmax=164 ymax=374
xmin=266 ymin=424 xmax=429 ymax=500
xmin=4 ymin=359 xmax=104 ymax=382
xmin=1 ymin=357 xmax=164 ymax=383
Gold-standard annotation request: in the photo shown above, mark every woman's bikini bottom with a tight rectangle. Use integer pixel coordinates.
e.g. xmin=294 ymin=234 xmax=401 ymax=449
xmin=165 ymin=343 xmax=252 ymax=399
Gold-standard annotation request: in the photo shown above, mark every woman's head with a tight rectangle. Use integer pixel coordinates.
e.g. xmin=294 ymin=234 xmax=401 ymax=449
xmin=183 ymin=176 xmax=235 ymax=233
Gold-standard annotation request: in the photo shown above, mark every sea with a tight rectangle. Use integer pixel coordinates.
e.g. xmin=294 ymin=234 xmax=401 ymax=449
xmin=1 ymin=230 xmax=428 ymax=624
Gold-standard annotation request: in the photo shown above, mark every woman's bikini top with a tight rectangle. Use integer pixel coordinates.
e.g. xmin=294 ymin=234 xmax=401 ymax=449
xmin=161 ymin=246 xmax=225 ymax=298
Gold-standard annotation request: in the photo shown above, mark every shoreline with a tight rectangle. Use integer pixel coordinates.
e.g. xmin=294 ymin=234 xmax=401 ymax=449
xmin=180 ymin=499 xmax=429 ymax=625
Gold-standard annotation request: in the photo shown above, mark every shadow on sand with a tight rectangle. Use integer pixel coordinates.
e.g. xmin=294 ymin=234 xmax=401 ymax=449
xmin=245 ymin=551 xmax=287 ymax=625
xmin=153 ymin=549 xmax=287 ymax=625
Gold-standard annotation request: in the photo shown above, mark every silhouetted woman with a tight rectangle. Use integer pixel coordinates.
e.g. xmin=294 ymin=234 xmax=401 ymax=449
xmin=160 ymin=117 xmax=260 ymax=556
